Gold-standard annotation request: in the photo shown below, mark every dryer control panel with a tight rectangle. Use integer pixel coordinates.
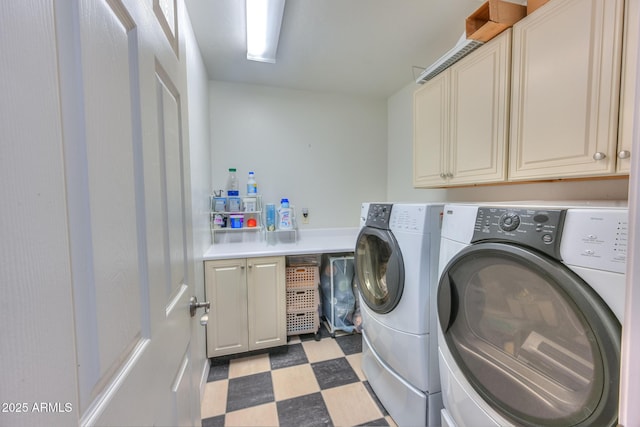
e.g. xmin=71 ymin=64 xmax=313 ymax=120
xmin=472 ymin=207 xmax=566 ymax=259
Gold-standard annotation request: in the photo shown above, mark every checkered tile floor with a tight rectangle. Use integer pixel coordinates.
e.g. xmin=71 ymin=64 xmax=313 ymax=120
xmin=201 ymin=325 xmax=396 ymax=427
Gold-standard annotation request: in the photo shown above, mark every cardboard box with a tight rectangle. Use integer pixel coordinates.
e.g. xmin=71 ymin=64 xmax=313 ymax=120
xmin=527 ymin=0 xmax=550 ymax=15
xmin=466 ymin=0 xmax=527 ymax=42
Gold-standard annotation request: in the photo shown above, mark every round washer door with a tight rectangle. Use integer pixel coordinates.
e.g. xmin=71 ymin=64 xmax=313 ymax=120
xmin=354 ymin=226 xmax=404 ymax=314
xmin=437 ymin=242 xmax=620 ymax=427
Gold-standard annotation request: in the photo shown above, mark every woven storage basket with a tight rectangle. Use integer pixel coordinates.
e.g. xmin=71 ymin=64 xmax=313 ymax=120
xmin=286 ymin=311 xmax=319 ymax=335
xmin=285 ymin=265 xmax=320 ymax=335
xmin=285 ymin=265 xmax=319 ymax=289
xmin=286 ymin=288 xmax=317 ymax=312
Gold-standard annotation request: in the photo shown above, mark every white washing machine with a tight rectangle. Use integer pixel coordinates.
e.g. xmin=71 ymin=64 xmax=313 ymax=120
xmin=436 ymin=202 xmax=628 ymax=427
xmin=355 ymin=203 xmax=443 ymax=427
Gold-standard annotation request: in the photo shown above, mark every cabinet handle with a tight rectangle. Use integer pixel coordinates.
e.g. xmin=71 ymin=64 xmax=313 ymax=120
xmin=593 ymin=152 xmax=607 ymax=161
xmin=618 ymin=150 xmax=631 ymax=159
xmin=446 ymin=172 xmax=454 ymax=178
xmin=439 ymin=173 xmax=446 ymax=179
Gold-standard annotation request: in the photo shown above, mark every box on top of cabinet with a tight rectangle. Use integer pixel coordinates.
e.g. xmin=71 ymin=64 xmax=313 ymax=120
xmin=527 ymin=0 xmax=550 ymax=15
xmin=466 ymin=0 xmax=527 ymax=42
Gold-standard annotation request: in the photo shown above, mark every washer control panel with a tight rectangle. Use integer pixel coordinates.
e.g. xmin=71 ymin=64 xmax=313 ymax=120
xmin=472 ymin=207 xmax=566 ymax=259
xmin=560 ymin=209 xmax=628 ymax=274
xmin=365 ymin=203 xmax=393 ymax=229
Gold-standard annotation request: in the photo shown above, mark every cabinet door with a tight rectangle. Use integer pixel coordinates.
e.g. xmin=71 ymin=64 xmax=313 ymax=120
xmin=205 ymin=259 xmax=248 ymax=357
xmin=509 ymin=0 xmax=624 ymax=180
xmin=449 ymin=30 xmax=511 ymax=185
xmin=414 ymin=71 xmax=449 ymax=187
xmin=247 ymin=256 xmax=286 ymax=350
xmin=617 ymin=0 xmax=638 ymax=174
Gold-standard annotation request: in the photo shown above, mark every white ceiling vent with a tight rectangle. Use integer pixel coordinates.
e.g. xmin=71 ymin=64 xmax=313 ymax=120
xmin=416 ymin=33 xmax=483 ymax=84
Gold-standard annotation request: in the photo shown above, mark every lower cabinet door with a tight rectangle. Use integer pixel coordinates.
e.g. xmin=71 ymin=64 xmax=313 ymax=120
xmin=205 ymin=259 xmax=248 ymax=358
xmin=247 ymin=256 xmax=286 ymax=351
xmin=205 ymin=256 xmax=286 ymax=358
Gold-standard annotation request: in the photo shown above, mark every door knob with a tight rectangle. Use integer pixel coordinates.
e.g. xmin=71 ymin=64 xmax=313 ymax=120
xmin=593 ymin=152 xmax=607 ymax=161
xmin=618 ymin=150 xmax=631 ymax=159
xmin=189 ymin=296 xmax=210 ymax=317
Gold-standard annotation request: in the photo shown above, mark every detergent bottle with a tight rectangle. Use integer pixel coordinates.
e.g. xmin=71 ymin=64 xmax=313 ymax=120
xmin=278 ymin=198 xmax=293 ymax=229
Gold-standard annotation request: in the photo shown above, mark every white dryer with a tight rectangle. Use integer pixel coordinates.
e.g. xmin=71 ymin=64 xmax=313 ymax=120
xmin=436 ymin=203 xmax=627 ymax=427
xmin=355 ymin=203 xmax=443 ymax=427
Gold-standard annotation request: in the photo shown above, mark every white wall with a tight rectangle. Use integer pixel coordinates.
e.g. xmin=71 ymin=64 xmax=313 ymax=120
xmin=186 ymin=13 xmax=211 ymax=259
xmin=387 ymin=81 xmax=630 ymax=202
xmin=184 ymin=5 xmax=211 ymax=395
xmin=387 ymin=82 xmax=428 ymax=202
xmin=209 ymin=81 xmax=387 ymax=228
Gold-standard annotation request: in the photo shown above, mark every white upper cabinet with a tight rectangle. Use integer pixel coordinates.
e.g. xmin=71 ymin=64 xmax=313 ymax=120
xmin=449 ymin=30 xmax=511 ymax=185
xmin=414 ymin=71 xmax=449 ymax=187
xmin=508 ymin=0 xmax=625 ymax=180
xmin=414 ymin=30 xmax=511 ymax=187
xmin=617 ymin=0 xmax=638 ymax=174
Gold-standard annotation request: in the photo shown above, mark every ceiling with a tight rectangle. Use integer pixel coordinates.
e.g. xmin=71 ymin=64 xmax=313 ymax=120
xmin=184 ymin=0 xmax=485 ymax=99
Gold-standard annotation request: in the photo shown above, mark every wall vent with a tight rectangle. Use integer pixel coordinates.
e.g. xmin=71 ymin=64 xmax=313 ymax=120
xmin=416 ymin=34 xmax=483 ymax=84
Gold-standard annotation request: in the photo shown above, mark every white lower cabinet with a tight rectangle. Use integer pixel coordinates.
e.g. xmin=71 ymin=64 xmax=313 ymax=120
xmin=205 ymin=256 xmax=286 ymax=358
xmin=413 ymin=30 xmax=511 ymax=187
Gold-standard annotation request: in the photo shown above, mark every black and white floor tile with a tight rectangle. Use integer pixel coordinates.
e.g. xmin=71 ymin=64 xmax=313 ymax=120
xmin=201 ymin=325 xmax=395 ymax=427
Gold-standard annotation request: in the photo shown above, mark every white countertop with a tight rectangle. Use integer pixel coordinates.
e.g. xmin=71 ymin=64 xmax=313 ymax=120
xmin=203 ymin=227 xmax=359 ymax=260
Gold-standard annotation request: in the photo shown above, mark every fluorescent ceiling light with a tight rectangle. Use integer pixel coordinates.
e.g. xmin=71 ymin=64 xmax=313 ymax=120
xmin=246 ymin=0 xmax=285 ymax=63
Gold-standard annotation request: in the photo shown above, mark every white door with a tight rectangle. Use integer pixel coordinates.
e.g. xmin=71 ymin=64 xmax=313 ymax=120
xmin=0 ymin=1 xmax=202 ymax=426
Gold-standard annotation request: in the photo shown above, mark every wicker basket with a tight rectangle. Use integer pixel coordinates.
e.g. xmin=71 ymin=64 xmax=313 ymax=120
xmin=285 ymin=265 xmax=319 ymax=289
xmin=286 ymin=288 xmax=317 ymax=312
xmin=286 ymin=311 xmax=319 ymax=335
xmin=285 ymin=265 xmax=320 ymax=336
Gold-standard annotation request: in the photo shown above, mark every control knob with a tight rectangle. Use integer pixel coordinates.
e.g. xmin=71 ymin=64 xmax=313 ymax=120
xmin=499 ymin=212 xmax=520 ymax=231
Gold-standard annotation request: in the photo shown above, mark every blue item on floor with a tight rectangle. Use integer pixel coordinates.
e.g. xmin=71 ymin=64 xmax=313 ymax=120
xmin=320 ymin=255 xmax=357 ymax=333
